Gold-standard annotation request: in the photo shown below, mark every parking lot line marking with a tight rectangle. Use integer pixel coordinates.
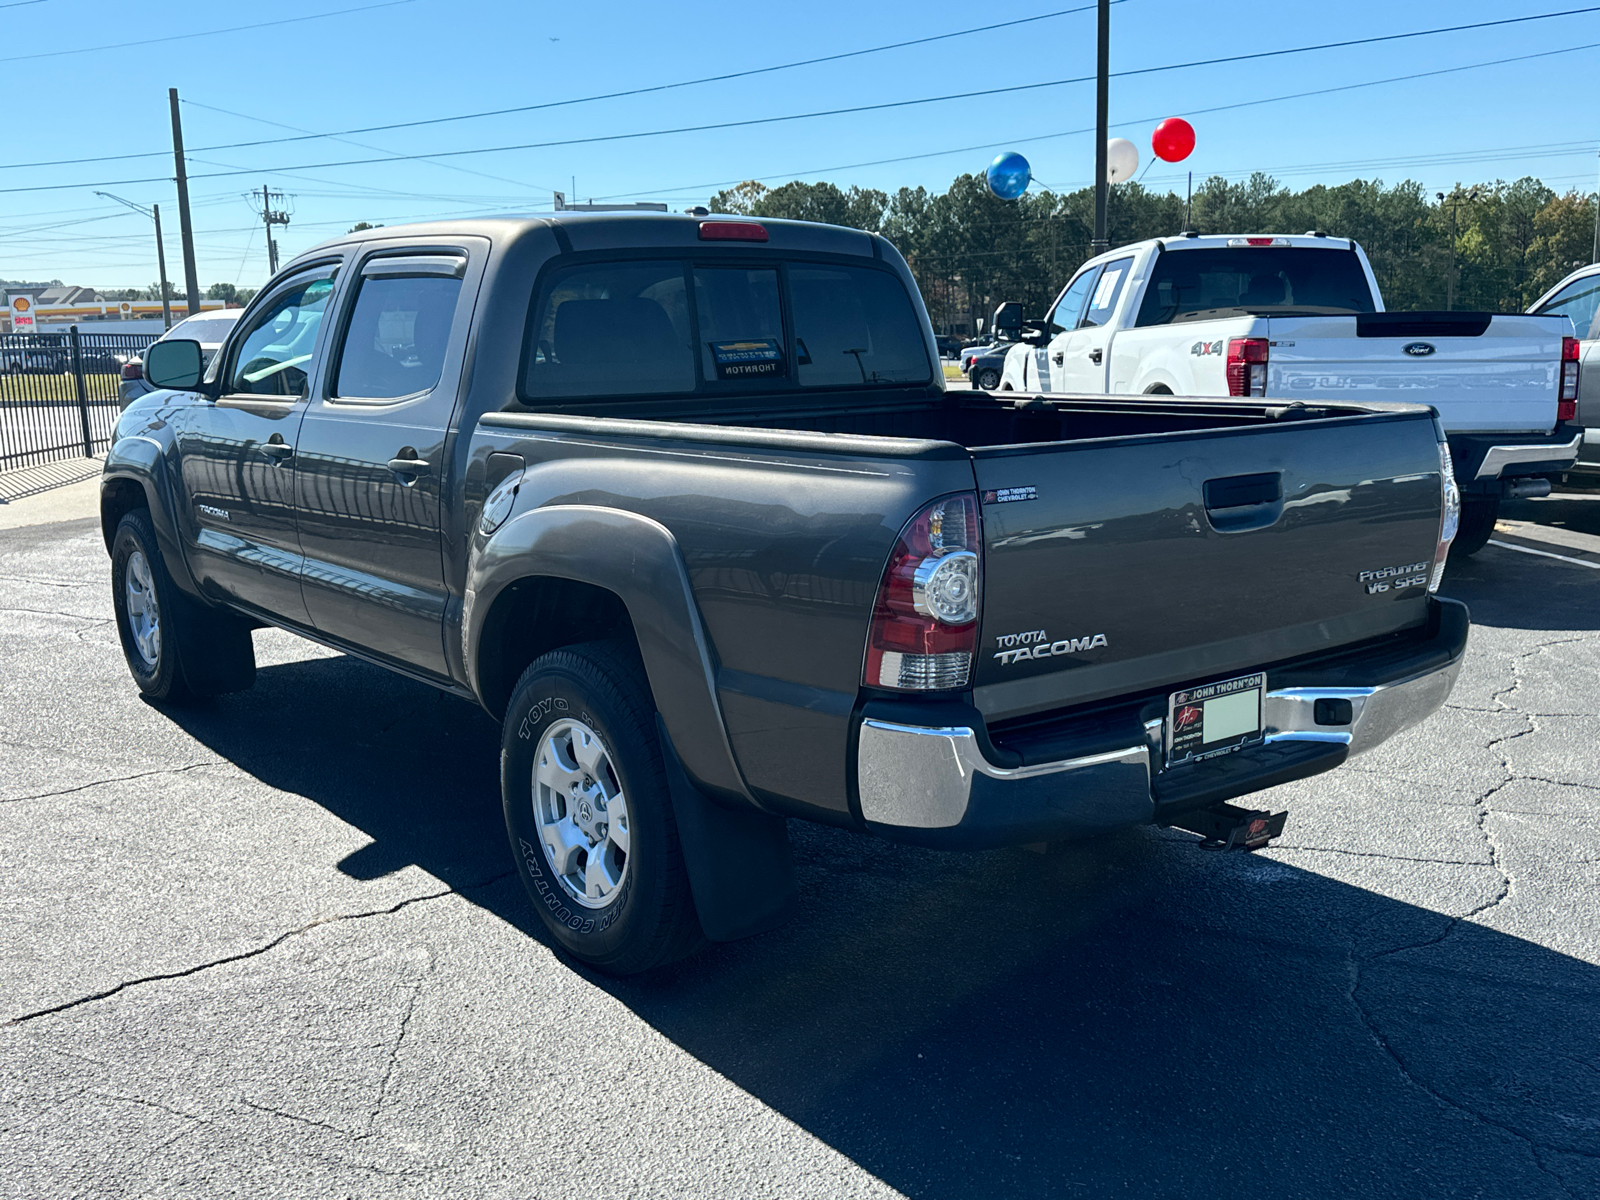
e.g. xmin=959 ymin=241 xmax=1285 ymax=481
xmin=1487 ymin=538 xmax=1600 ymax=569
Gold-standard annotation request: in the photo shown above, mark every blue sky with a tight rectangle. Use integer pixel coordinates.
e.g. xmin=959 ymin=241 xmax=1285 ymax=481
xmin=2 ymin=0 xmax=1597 ymax=289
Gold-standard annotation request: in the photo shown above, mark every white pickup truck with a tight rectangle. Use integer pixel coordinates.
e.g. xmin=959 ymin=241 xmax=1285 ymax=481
xmin=998 ymin=233 xmax=1582 ymax=555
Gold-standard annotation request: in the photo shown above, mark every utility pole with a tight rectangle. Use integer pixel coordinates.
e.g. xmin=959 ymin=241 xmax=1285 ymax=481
xmin=257 ymin=184 xmax=291 ymax=275
xmin=1438 ymin=187 xmax=1481 ymax=312
xmin=168 ymin=88 xmax=201 ymax=316
xmin=1091 ymin=0 xmax=1110 ymax=254
xmin=1592 ymin=151 xmax=1598 ymax=264
xmin=152 ymin=205 xmax=171 ymax=330
xmin=94 ymin=191 xmax=173 ymax=330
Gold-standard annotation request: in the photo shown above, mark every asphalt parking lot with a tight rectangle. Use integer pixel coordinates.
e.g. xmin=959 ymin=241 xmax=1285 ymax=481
xmin=2 ymin=490 xmax=1597 ymax=1199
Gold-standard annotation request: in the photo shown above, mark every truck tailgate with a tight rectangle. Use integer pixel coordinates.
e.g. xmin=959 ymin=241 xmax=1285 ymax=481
xmin=972 ymin=408 xmax=1444 ymax=722
xmin=1268 ymin=313 xmax=1563 ymax=433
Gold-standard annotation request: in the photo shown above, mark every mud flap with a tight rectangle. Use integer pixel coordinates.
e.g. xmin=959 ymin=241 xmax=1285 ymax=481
xmin=656 ymin=716 xmax=797 ymax=942
xmin=174 ymin=597 xmax=257 ymax=697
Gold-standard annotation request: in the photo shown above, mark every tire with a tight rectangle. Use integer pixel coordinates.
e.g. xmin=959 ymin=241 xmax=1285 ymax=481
xmin=501 ymin=641 xmax=704 ymax=974
xmin=975 ymin=367 xmax=1001 ymax=390
xmin=1449 ymin=494 xmax=1499 ymax=560
xmin=110 ymin=509 xmax=257 ymax=701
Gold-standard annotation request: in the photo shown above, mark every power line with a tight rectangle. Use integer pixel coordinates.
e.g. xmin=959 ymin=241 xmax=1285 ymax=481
xmin=600 ymin=40 xmax=1600 ymax=202
xmin=3 ymin=3 xmax=1595 ymax=179
xmin=0 ymin=3 xmax=1119 ymax=173
xmin=184 ymin=98 xmax=560 ymax=195
xmin=0 ymin=0 xmax=415 ymax=65
xmin=39 ymin=17 xmax=1586 ymax=194
xmin=174 ymin=3 xmax=1598 ymax=157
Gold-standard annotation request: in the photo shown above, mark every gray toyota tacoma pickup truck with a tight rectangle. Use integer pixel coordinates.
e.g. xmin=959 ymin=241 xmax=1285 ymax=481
xmin=103 ymin=213 xmax=1469 ymax=973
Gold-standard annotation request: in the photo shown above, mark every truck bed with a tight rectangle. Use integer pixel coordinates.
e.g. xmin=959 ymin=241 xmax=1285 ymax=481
xmin=482 ymin=389 xmax=1447 ymax=726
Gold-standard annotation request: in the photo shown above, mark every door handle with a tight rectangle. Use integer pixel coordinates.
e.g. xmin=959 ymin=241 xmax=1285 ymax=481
xmin=1089 ymin=348 xmax=1103 ymax=364
xmin=259 ymin=441 xmax=294 ymax=461
xmin=387 ymin=456 xmax=431 ymax=476
xmin=1052 ymin=352 xmax=1064 ymax=365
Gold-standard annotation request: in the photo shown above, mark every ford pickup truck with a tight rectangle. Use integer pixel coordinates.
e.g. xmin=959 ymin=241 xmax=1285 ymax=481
xmin=103 ymin=214 xmax=1468 ymax=974
xmin=996 ymin=234 xmax=1580 ymax=555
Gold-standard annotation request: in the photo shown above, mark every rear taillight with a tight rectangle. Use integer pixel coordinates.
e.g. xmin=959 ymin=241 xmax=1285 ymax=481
xmin=863 ymin=494 xmax=981 ymax=691
xmin=1559 ymin=336 xmax=1580 ymax=421
xmin=1430 ymin=439 xmax=1461 ymax=593
xmin=1226 ymin=337 xmax=1269 ymax=397
xmin=121 ymin=360 xmax=143 ymax=380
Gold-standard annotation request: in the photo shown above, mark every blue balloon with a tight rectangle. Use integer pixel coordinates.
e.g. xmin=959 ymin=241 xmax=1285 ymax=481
xmin=986 ymin=152 xmax=1031 ymax=200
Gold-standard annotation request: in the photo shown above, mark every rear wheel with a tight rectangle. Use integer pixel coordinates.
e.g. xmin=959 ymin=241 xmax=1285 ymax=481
xmin=501 ymin=641 xmax=704 ymax=974
xmin=975 ymin=367 xmax=1001 ymax=390
xmin=1450 ymin=494 xmax=1499 ymax=560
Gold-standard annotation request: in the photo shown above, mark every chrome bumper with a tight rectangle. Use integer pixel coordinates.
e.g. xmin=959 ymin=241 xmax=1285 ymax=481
xmin=857 ymin=649 xmax=1464 ymax=837
xmin=1474 ymin=433 xmax=1581 ymax=480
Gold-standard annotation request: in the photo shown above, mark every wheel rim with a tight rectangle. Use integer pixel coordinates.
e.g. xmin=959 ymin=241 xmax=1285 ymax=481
xmin=123 ymin=549 xmax=161 ymax=668
xmin=531 ymin=718 xmax=631 ymax=908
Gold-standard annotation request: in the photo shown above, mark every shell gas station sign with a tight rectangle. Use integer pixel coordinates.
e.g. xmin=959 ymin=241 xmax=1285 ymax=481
xmin=9 ymin=295 xmax=34 ymax=331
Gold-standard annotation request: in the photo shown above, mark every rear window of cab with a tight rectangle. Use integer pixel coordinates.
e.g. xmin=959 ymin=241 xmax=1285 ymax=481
xmin=516 ymin=258 xmax=931 ymax=403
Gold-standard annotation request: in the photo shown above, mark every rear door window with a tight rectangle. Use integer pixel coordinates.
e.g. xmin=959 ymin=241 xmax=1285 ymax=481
xmin=790 ymin=265 xmax=930 ymax=388
xmin=524 ymin=261 xmax=694 ymax=399
xmin=334 ymin=262 xmax=464 ymax=399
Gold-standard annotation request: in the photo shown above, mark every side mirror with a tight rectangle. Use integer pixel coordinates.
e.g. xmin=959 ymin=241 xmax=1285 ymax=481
xmin=143 ymin=338 xmax=203 ymax=390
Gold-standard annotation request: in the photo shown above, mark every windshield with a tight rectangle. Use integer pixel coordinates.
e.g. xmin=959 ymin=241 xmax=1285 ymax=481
xmin=167 ymin=315 xmax=238 ymax=344
xmin=1135 ymin=247 xmax=1376 ymax=326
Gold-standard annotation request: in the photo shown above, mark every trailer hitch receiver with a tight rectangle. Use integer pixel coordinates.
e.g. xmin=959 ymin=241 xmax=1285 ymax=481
xmin=1170 ymin=802 xmax=1287 ymax=852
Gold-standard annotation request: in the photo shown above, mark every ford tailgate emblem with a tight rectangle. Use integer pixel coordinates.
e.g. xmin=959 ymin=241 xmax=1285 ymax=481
xmin=1402 ymin=341 xmax=1436 ymax=357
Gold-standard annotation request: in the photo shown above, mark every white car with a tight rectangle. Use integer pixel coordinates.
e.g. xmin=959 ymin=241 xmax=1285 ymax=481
xmin=119 ymin=309 xmax=244 ymax=408
xmin=1000 ymin=233 xmax=1581 ymax=555
xmin=1527 ymin=263 xmax=1600 ymax=486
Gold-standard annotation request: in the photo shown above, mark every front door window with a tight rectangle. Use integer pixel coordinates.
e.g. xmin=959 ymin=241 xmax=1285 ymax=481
xmin=226 ymin=274 xmax=337 ymax=397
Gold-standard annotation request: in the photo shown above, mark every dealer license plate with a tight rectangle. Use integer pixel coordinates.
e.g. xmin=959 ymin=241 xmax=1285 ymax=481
xmin=1167 ymin=672 xmax=1266 ymax=767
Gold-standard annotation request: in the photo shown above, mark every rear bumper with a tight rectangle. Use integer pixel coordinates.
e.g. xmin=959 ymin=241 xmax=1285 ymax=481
xmin=855 ymin=597 xmax=1470 ymax=849
xmin=1449 ymin=430 xmax=1581 ymax=488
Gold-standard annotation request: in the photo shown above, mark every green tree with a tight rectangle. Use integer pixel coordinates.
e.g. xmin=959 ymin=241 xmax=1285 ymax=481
xmin=206 ymin=282 xmax=239 ymax=303
xmin=348 ymin=222 xmax=384 ymax=233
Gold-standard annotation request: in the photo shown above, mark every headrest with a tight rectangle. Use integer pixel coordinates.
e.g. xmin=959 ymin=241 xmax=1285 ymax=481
xmin=554 ymin=297 xmax=677 ymax=365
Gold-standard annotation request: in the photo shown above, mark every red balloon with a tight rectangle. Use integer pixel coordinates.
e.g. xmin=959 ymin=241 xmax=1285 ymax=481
xmin=1152 ymin=117 xmax=1196 ymax=163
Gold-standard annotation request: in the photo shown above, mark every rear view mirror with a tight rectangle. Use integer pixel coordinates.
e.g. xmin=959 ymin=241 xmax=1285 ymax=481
xmin=144 ymin=339 xmax=203 ymax=390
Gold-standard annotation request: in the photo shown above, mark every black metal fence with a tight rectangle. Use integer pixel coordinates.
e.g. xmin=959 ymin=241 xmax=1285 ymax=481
xmin=0 ymin=327 xmax=160 ymax=473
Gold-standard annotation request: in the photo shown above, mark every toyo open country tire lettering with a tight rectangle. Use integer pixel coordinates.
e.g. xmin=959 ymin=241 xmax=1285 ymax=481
xmin=501 ymin=641 xmax=704 ymax=974
xmin=110 ymin=509 xmax=257 ymax=702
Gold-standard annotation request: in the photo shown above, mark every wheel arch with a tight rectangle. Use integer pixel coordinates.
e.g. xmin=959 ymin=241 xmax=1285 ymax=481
xmin=100 ymin=433 xmax=205 ymax=599
xmin=467 ymin=504 xmax=754 ymax=809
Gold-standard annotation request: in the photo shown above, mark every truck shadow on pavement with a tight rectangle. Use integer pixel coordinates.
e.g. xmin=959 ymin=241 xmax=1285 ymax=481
xmin=164 ymin=652 xmax=1600 ymax=1200
xmin=1441 ymin=533 xmax=1600 ymax=632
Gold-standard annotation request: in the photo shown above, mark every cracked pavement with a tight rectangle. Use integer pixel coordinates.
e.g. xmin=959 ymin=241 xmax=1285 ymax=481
xmin=2 ymin=505 xmax=1598 ymax=1199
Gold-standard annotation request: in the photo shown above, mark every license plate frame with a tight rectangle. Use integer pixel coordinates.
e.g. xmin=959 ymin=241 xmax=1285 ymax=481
xmin=1166 ymin=672 xmax=1267 ymax=768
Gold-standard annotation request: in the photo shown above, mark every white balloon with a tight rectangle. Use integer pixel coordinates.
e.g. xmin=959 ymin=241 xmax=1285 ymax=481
xmin=1106 ymin=137 xmax=1139 ymax=184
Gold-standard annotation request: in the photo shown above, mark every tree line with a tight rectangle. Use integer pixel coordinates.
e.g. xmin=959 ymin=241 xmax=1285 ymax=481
xmin=711 ymin=173 xmax=1598 ymax=335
